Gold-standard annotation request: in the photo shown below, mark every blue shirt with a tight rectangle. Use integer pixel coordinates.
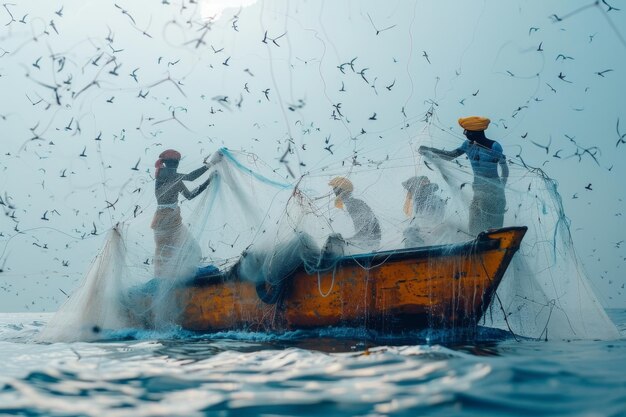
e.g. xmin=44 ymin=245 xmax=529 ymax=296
xmin=456 ymin=140 xmax=505 ymax=180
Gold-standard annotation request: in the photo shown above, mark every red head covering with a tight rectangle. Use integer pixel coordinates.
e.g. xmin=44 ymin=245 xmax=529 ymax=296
xmin=155 ymin=149 xmax=182 ymax=177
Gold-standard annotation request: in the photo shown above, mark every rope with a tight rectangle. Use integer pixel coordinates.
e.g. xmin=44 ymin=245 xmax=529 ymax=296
xmin=317 ymin=265 xmax=336 ymax=298
xmin=221 ymin=148 xmax=292 ymax=190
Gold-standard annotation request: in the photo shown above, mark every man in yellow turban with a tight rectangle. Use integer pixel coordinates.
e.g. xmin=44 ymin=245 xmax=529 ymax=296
xmin=418 ymin=116 xmax=508 ymax=235
xmin=329 ymin=177 xmax=381 ymax=251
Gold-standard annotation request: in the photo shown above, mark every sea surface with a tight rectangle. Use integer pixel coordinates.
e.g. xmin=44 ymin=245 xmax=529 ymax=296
xmin=0 ymin=311 xmax=625 ymax=417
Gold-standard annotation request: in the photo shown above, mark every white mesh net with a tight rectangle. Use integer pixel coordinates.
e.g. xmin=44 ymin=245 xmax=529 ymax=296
xmin=39 ymin=131 xmax=619 ymax=342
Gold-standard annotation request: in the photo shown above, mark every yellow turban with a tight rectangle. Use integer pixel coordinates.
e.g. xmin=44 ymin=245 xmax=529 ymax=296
xmin=458 ymin=116 xmax=490 ymax=132
xmin=329 ymin=177 xmax=353 ymax=193
xmin=329 ymin=177 xmax=353 ymax=209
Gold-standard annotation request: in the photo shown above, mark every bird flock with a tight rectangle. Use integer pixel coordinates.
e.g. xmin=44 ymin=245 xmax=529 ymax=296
xmin=0 ymin=0 xmax=624 ymax=311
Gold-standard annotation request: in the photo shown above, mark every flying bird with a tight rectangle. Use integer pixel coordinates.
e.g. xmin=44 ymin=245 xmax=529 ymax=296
xmin=556 ymin=54 xmax=574 ymax=61
xmin=602 ymin=0 xmax=620 ymax=12
xmin=114 ymin=3 xmax=136 ymax=25
xmin=616 ymin=118 xmax=626 ymax=147
xmin=530 ymin=136 xmax=552 ymax=154
xmin=366 ymin=13 xmax=396 ymax=35
xmin=558 ymin=72 xmax=572 ymax=83
xmin=130 ymin=68 xmax=139 ymax=82
xmin=595 ymin=69 xmax=613 ymax=77
xmin=357 ymin=68 xmax=369 ymax=84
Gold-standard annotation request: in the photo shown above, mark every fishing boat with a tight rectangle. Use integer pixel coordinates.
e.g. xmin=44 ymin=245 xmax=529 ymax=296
xmin=171 ymin=226 xmax=527 ymax=333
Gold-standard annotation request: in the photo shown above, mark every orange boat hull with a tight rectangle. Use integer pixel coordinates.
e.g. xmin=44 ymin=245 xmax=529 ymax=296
xmin=178 ymin=227 xmax=526 ymax=333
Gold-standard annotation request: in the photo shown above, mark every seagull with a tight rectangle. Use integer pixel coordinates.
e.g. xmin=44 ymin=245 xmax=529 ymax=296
xmin=357 ymin=68 xmax=369 ymax=84
xmin=616 ymin=118 xmax=626 ymax=147
xmin=556 ymin=54 xmax=574 ymax=61
xmin=595 ymin=69 xmax=613 ymax=77
xmin=114 ymin=3 xmax=136 ymax=25
xmin=130 ymin=68 xmax=139 ymax=82
xmin=558 ymin=72 xmax=572 ymax=83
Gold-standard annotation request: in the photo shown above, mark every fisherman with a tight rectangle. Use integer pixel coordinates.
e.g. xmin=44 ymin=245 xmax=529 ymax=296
xmin=418 ymin=116 xmax=508 ymax=236
xmin=152 ymin=149 xmax=222 ymax=278
xmin=401 ymin=175 xmax=446 ymax=247
xmin=329 ymin=177 xmax=381 ymax=251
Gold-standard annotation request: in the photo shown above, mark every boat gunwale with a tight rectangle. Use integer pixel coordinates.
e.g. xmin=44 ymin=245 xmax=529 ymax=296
xmin=187 ymin=226 xmax=528 ymax=288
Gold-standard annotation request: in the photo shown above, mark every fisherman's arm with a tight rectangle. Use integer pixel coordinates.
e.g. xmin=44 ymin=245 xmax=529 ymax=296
xmin=182 ymin=165 xmax=209 ymax=182
xmin=418 ymin=146 xmax=464 ymax=161
xmin=183 ymin=150 xmax=224 ymax=181
xmin=182 ymin=171 xmax=217 ymax=200
xmin=499 ymin=158 xmax=509 ymax=186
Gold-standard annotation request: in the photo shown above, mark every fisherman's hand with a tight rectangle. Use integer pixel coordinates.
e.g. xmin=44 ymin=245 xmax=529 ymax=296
xmin=204 ymin=151 xmax=224 ymax=167
xmin=418 ymin=146 xmax=431 ymax=155
xmin=209 ymin=150 xmax=224 ymax=165
xmin=199 ymin=173 xmax=217 ymax=191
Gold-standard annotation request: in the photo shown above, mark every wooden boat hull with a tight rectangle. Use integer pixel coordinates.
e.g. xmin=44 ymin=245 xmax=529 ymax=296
xmin=175 ymin=227 xmax=526 ymax=333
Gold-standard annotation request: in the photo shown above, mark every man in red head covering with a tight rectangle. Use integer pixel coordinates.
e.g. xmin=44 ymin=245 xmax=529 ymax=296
xmin=418 ymin=116 xmax=508 ymax=236
xmin=154 ymin=149 xmax=182 ymax=178
xmin=151 ymin=149 xmax=223 ymax=278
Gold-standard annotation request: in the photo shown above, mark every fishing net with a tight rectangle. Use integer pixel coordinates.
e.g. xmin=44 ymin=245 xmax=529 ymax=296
xmin=0 ymin=0 xmax=618 ymax=342
xmin=39 ymin=132 xmax=619 ymax=341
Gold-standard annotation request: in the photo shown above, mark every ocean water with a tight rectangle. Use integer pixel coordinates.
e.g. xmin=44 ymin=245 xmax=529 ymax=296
xmin=0 ymin=311 xmax=625 ymax=417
